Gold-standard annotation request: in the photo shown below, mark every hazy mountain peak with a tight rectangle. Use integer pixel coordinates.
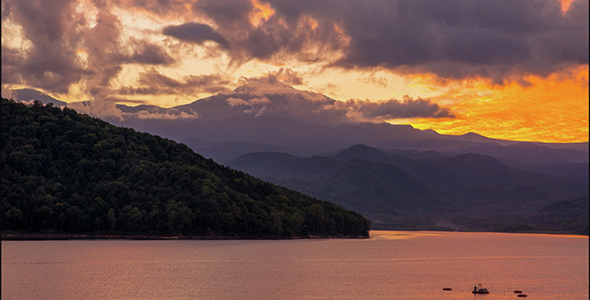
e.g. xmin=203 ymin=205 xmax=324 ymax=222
xmin=174 ymin=78 xmax=345 ymax=124
xmin=332 ymin=144 xmax=390 ymax=162
xmin=445 ymin=153 xmax=510 ymax=171
xmin=233 ymin=78 xmax=293 ymax=93
xmin=228 ymin=78 xmax=329 ymax=102
xmin=13 ymin=88 xmax=67 ymax=106
xmin=455 ymin=132 xmax=493 ymax=143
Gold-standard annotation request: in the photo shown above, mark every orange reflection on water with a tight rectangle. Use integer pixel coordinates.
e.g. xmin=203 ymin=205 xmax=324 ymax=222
xmin=370 ymin=230 xmax=444 ymax=240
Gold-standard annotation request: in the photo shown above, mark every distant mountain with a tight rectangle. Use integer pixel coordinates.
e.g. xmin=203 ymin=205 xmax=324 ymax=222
xmin=1 ymin=98 xmax=370 ymax=238
xmin=315 ymin=160 xmax=435 ymax=219
xmin=532 ymin=195 xmax=589 ymax=235
xmin=506 ymin=162 xmax=589 ymax=183
xmin=226 ymin=144 xmax=588 ymax=232
xmin=458 ymin=142 xmax=589 ymax=164
xmin=384 ymin=148 xmax=447 ymax=160
xmin=15 ymin=86 xmax=588 ymax=166
xmin=13 ymin=89 xmax=68 ymax=106
xmin=537 ymin=195 xmax=589 ymax=220
xmin=114 ymin=81 xmax=588 ymax=164
xmin=332 ymin=144 xmax=391 ymax=162
xmin=11 ymin=83 xmax=588 ymax=234
xmin=328 ymin=144 xmax=466 ymax=189
xmin=228 ymin=152 xmax=455 ymax=221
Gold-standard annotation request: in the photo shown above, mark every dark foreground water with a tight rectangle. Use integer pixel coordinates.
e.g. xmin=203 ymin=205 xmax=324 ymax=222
xmin=2 ymin=231 xmax=588 ymax=299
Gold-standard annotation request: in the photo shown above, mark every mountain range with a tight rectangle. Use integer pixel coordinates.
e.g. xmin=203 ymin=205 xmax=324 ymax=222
xmin=13 ymin=82 xmax=588 ymax=166
xmin=10 ymin=82 xmax=588 ymax=233
xmin=225 ymin=144 xmax=587 ymax=232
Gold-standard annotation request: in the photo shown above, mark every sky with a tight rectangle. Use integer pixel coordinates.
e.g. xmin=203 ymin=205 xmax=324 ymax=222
xmin=1 ymin=0 xmax=588 ymax=143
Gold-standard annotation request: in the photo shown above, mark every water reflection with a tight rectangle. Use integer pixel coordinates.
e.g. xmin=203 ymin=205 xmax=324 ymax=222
xmin=370 ymin=230 xmax=444 ymax=240
xmin=2 ymin=232 xmax=588 ymax=300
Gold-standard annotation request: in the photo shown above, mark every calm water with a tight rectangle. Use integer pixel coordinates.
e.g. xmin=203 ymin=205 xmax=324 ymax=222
xmin=2 ymin=231 xmax=588 ymax=299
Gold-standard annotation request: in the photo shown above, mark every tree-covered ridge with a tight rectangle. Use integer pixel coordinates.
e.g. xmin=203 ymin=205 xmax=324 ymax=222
xmin=1 ymin=98 xmax=370 ymax=238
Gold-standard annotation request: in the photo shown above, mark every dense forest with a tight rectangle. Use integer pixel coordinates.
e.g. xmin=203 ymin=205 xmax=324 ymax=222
xmin=1 ymin=98 xmax=370 ymax=238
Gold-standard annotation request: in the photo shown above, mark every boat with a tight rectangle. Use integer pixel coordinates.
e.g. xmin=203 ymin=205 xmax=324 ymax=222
xmin=442 ymin=287 xmax=452 ymax=291
xmin=472 ymin=284 xmax=489 ymax=294
xmin=517 ymin=294 xmax=528 ymax=297
xmin=514 ymin=290 xmax=523 ymax=293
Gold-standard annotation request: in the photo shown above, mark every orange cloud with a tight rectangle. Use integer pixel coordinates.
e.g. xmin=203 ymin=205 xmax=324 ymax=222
xmin=560 ymin=0 xmax=576 ymax=12
xmin=250 ymin=0 xmax=275 ymax=27
xmin=406 ymin=66 xmax=589 ymax=143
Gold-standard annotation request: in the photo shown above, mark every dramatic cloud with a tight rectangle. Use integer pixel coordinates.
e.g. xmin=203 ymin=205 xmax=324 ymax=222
xmin=234 ymin=75 xmax=327 ymax=101
xmin=268 ymin=68 xmax=305 ymax=86
xmin=183 ymin=0 xmax=588 ymax=81
xmin=1 ymin=0 xmax=587 ymax=142
xmin=67 ymin=100 xmax=125 ymax=121
xmin=117 ymin=68 xmax=231 ymax=96
xmin=162 ymin=22 xmax=229 ymax=49
xmin=206 ymin=76 xmax=455 ymax=123
xmin=122 ymin=38 xmax=176 ymax=65
xmin=339 ymin=96 xmax=455 ymax=122
xmin=1 ymin=0 xmax=88 ymax=94
xmin=1 ymin=0 xmax=175 ymax=99
xmin=4 ymin=0 xmax=587 ymax=98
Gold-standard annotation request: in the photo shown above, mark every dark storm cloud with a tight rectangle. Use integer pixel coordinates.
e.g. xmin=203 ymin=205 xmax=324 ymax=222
xmin=1 ymin=0 xmax=177 ymax=98
xmin=162 ymin=22 xmax=230 ymax=49
xmin=1 ymin=46 xmax=25 ymax=85
xmin=177 ymin=0 xmax=348 ymax=64
xmin=184 ymin=0 xmax=588 ymax=81
xmin=3 ymin=0 xmax=587 ymax=102
xmin=124 ymin=38 xmax=176 ymax=65
xmin=308 ymin=0 xmax=586 ymax=79
xmin=1 ymin=0 xmax=88 ymax=94
xmin=344 ymin=96 xmax=455 ymax=120
xmin=117 ymin=68 xmax=231 ymax=96
xmin=193 ymin=0 xmax=254 ymax=38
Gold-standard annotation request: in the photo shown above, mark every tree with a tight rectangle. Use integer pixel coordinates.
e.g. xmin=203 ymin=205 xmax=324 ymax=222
xmin=107 ymin=208 xmax=116 ymax=232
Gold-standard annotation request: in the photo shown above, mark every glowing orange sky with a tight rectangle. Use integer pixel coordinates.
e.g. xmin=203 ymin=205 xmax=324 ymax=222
xmin=408 ymin=66 xmax=589 ymax=143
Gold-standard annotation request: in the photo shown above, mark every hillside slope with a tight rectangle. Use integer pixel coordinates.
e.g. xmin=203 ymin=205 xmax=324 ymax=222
xmin=1 ymin=98 xmax=370 ymax=238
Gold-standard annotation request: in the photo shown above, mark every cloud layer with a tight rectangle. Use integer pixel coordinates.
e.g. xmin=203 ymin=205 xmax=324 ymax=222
xmin=161 ymin=0 xmax=588 ymax=81
xmin=4 ymin=0 xmax=586 ymax=97
xmin=1 ymin=0 xmax=587 ymax=134
xmin=177 ymin=76 xmax=454 ymax=123
xmin=117 ymin=68 xmax=231 ymax=96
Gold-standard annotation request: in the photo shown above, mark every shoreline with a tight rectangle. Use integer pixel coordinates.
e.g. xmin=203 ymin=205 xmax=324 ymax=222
xmin=1 ymin=232 xmax=370 ymax=241
xmin=3 ymin=230 xmax=585 ymax=241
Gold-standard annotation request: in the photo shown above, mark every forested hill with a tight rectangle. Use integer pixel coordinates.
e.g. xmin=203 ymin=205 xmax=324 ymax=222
xmin=1 ymin=98 xmax=370 ymax=238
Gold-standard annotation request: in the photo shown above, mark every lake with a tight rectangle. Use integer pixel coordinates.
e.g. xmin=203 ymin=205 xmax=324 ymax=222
xmin=2 ymin=231 xmax=588 ymax=299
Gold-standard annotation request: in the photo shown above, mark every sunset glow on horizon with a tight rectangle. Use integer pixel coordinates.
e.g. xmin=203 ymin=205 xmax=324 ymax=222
xmin=407 ymin=66 xmax=589 ymax=143
xmin=2 ymin=0 xmax=588 ymax=143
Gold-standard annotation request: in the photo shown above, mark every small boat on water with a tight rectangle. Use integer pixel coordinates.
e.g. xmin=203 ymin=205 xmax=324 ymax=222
xmin=442 ymin=287 xmax=452 ymax=291
xmin=472 ymin=284 xmax=489 ymax=294
xmin=517 ymin=294 xmax=528 ymax=297
xmin=514 ymin=290 xmax=523 ymax=293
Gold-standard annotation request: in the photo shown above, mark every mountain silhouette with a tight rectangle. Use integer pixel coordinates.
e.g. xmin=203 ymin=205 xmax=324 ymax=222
xmin=226 ymin=144 xmax=588 ymax=231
